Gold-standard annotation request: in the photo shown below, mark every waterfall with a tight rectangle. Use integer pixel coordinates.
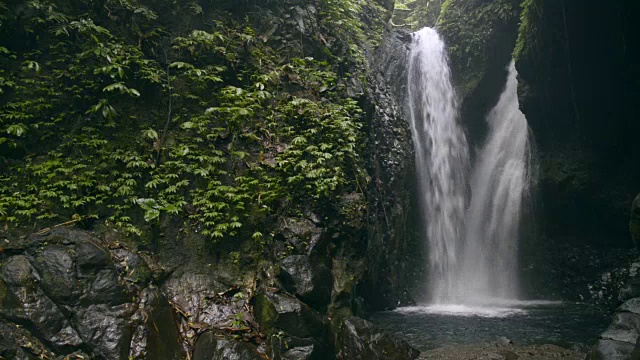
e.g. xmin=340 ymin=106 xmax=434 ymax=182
xmin=458 ymin=61 xmax=533 ymax=303
xmin=407 ymin=28 xmax=470 ymax=303
xmin=408 ymin=28 xmax=533 ymax=305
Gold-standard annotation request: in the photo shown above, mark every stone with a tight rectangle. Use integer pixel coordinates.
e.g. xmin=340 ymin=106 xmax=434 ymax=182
xmin=193 ymin=332 xmax=262 ymax=360
xmin=337 ymin=316 xmax=419 ymax=360
xmin=129 ymin=287 xmax=183 ymax=359
xmin=253 ymin=291 xmax=325 ymax=338
xmin=267 ymin=335 xmax=327 ymax=360
xmin=85 ymin=268 xmax=130 ymax=305
xmin=30 ymin=245 xmax=77 ymax=303
xmin=76 ymin=242 xmax=111 ymax=276
xmin=0 ymin=255 xmax=83 ymax=349
xmin=75 ymin=304 xmax=134 ymax=359
xmin=279 ymin=255 xmax=332 ymax=312
xmin=111 ymin=248 xmax=152 ymax=285
xmin=589 ymin=339 xmax=636 ymax=360
xmin=619 ymin=298 xmax=640 ymax=315
xmin=277 ymin=218 xmax=324 ymax=255
xmin=600 ymin=312 xmax=640 ymax=344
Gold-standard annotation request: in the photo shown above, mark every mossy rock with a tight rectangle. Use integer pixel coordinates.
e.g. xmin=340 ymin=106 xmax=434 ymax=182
xmin=252 ymin=291 xmax=325 ymax=338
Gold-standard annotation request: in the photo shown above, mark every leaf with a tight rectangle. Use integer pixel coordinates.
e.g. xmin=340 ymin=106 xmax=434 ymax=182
xmin=103 ymin=82 xmax=127 ymax=93
xmin=169 ymin=61 xmax=195 ymax=69
xmin=6 ymin=124 xmax=26 ymax=137
xmin=180 ymin=121 xmax=195 ymax=129
xmin=143 ymin=129 xmax=158 ymax=140
xmin=144 ymin=208 xmax=160 ymax=222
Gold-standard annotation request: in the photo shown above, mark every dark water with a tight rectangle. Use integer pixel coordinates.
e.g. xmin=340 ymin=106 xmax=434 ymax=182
xmin=370 ymin=301 xmax=610 ymax=352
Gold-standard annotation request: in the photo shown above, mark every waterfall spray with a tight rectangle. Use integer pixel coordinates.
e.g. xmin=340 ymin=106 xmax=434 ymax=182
xmin=407 ymin=27 xmax=470 ymax=303
xmin=408 ymin=28 xmax=533 ymax=305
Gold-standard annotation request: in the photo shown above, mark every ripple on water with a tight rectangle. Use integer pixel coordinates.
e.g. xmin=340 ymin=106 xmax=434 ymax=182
xmin=371 ymin=301 xmax=609 ymax=351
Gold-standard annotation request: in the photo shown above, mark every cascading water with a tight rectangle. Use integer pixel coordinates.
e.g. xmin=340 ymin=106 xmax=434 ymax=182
xmin=458 ymin=61 xmax=533 ymax=303
xmin=407 ymin=28 xmax=470 ymax=303
xmin=408 ymin=28 xmax=533 ymax=306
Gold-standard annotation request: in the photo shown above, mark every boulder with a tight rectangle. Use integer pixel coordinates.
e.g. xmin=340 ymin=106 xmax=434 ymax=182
xmin=590 ymin=302 xmax=640 ymax=359
xmin=129 ymin=287 xmax=183 ymax=359
xmin=277 ymin=218 xmax=325 ymax=255
xmin=193 ymin=332 xmax=262 ymax=360
xmin=600 ymin=312 xmax=640 ymax=344
xmin=0 ymin=255 xmax=83 ymax=350
xmin=337 ymin=316 xmax=419 ymax=360
xmin=75 ymin=304 xmax=135 ymax=359
xmin=267 ymin=334 xmax=327 ymax=360
xmin=30 ymin=244 xmax=78 ymax=303
xmin=0 ymin=228 xmax=185 ymax=359
xmin=253 ymin=291 xmax=325 ymax=338
xmin=279 ymin=255 xmax=332 ymax=312
xmin=589 ymin=339 xmax=636 ymax=360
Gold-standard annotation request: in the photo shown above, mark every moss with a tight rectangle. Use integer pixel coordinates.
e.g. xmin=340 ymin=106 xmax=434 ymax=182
xmin=513 ymin=0 xmax=544 ymax=60
xmin=253 ymin=293 xmax=278 ymax=334
xmin=393 ymin=0 xmax=445 ymax=29
xmin=436 ymin=0 xmax=520 ymax=100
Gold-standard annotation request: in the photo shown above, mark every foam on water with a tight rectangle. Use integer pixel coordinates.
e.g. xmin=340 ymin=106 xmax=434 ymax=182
xmin=395 ymin=300 xmax=562 ymax=318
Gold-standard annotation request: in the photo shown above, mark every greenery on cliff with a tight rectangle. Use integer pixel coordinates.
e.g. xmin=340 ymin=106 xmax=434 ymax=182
xmin=0 ymin=0 xmax=386 ymax=246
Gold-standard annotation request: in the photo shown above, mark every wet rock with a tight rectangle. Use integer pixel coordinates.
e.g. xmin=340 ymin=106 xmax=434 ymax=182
xmin=619 ymin=298 xmax=640 ymax=315
xmin=129 ymin=287 xmax=183 ymax=359
xmin=279 ymin=255 xmax=332 ymax=312
xmin=600 ymin=312 xmax=640 ymax=344
xmin=589 ymin=339 xmax=636 ymax=360
xmin=253 ymin=291 xmax=325 ymax=338
xmin=112 ymin=248 xmax=152 ymax=285
xmin=336 ymin=316 xmax=419 ymax=360
xmin=0 ymin=255 xmax=83 ymax=349
xmin=193 ymin=331 xmax=261 ymax=360
xmin=84 ymin=268 xmax=130 ymax=305
xmin=30 ymin=245 xmax=77 ymax=303
xmin=75 ymin=304 xmax=134 ymax=359
xmin=0 ymin=228 xmax=183 ymax=359
xmin=277 ymin=217 xmax=325 ymax=255
xmin=76 ymin=242 xmax=111 ymax=276
xmin=619 ymin=263 xmax=640 ymax=302
xmin=480 ymin=353 xmax=506 ymax=360
xmin=267 ymin=335 xmax=327 ymax=360
xmin=162 ymin=270 xmax=245 ymax=327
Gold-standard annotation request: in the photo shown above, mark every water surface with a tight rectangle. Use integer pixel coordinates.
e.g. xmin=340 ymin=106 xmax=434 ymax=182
xmin=370 ymin=301 xmax=609 ymax=352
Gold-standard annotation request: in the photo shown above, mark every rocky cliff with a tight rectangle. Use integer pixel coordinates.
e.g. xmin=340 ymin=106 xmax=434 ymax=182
xmin=0 ymin=0 xmax=420 ymax=358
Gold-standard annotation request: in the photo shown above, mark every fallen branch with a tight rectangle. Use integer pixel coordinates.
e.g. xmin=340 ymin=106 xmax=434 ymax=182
xmin=33 ymin=217 xmax=85 ymax=236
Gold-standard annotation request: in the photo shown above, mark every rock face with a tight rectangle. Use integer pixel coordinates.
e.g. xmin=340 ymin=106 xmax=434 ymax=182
xmin=279 ymin=255 xmax=333 ymax=313
xmin=590 ymin=296 xmax=640 ymax=359
xmin=437 ymin=0 xmax=521 ymax=146
xmin=358 ymin=28 xmax=422 ymax=309
xmin=193 ymin=332 xmax=262 ymax=360
xmin=515 ymin=0 xmax=640 ymax=248
xmin=336 ymin=316 xmax=420 ymax=360
xmin=0 ymin=228 xmax=182 ymax=359
xmin=253 ymin=291 xmax=326 ymax=339
xmin=0 ymin=0 xmax=425 ymax=358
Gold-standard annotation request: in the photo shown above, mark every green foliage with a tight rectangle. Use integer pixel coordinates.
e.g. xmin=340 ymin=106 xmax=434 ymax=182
xmin=437 ymin=0 xmax=519 ymax=97
xmin=0 ymin=0 xmax=367 ymax=243
xmin=393 ymin=0 xmax=445 ymax=29
xmin=513 ymin=0 xmax=543 ymax=60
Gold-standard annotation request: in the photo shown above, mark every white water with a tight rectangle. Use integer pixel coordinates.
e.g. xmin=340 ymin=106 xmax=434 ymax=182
xmin=407 ymin=28 xmax=470 ymax=303
xmin=408 ymin=28 xmax=533 ymax=306
xmin=457 ymin=61 xmax=533 ymax=302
